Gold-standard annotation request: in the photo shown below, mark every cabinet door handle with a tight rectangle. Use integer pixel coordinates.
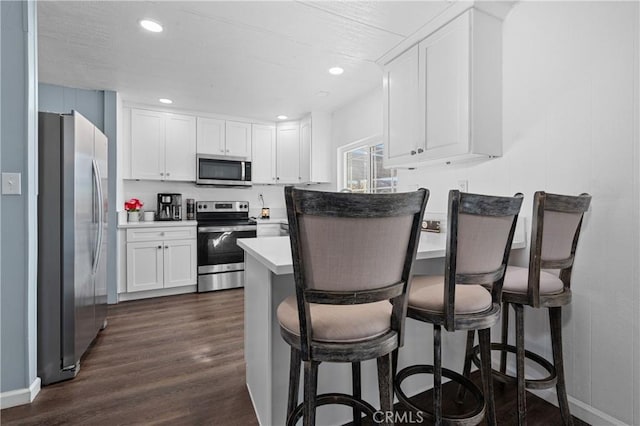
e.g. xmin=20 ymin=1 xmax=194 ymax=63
xmin=276 ymin=177 xmax=280 ymax=180
xmin=226 ymin=149 xmax=230 ymax=153
xmin=165 ymin=245 xmax=169 ymax=249
xmin=166 ymin=172 xmax=170 ymax=176
xmin=220 ymin=149 xmax=224 ymax=153
xmin=160 ymin=172 xmax=164 ymax=176
xmin=157 ymin=245 xmax=162 ymax=249
xmin=417 ymin=148 xmax=424 ymax=153
xmin=410 ymin=150 xmax=417 ymax=155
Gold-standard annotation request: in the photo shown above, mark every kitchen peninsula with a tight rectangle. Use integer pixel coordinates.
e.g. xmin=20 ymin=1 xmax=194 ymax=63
xmin=238 ymin=223 xmax=526 ymax=425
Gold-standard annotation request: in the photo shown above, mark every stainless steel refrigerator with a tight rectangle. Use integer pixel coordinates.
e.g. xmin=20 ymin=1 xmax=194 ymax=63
xmin=37 ymin=110 xmax=108 ymax=385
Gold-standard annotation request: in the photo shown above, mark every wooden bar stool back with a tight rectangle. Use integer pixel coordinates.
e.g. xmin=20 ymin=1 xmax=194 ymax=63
xmin=395 ymin=190 xmax=523 ymax=426
xmin=279 ymin=186 xmax=429 ymax=426
xmin=464 ymin=191 xmax=591 ymax=425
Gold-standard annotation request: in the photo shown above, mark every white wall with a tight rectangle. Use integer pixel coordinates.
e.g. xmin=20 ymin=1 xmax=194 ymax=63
xmin=331 ymin=2 xmax=639 ymax=424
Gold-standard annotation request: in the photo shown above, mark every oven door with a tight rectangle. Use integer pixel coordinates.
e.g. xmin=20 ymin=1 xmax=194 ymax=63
xmin=197 ymin=225 xmax=257 ymax=273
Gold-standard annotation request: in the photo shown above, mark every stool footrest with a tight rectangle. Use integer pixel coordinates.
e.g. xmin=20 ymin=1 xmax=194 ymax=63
xmin=470 ymin=343 xmax=558 ymax=390
xmin=394 ymin=364 xmax=485 ymax=425
xmin=286 ymin=392 xmax=377 ymax=426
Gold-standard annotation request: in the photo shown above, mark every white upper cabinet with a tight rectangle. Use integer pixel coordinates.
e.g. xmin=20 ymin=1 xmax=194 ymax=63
xmin=383 ymin=44 xmax=422 ymax=166
xmin=130 ymin=109 xmax=196 ymax=181
xmin=165 ymin=114 xmax=197 ymax=181
xmin=225 ymin=121 xmax=252 ymax=158
xmin=300 ymin=112 xmax=331 ymax=183
xmin=196 ymin=118 xmax=252 ymax=159
xmin=251 ymin=124 xmax=277 ymax=184
xmin=276 ymin=122 xmax=301 ymax=184
xmin=299 ymin=116 xmax=312 ymax=183
xmin=196 ymin=117 xmax=225 ymax=156
xmin=252 ymin=113 xmax=331 ymax=186
xmin=130 ymin=109 xmax=165 ymax=180
xmin=383 ymin=9 xmax=502 ymax=168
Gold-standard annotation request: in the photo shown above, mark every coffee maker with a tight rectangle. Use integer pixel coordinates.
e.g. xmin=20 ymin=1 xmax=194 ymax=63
xmin=157 ymin=193 xmax=182 ymax=221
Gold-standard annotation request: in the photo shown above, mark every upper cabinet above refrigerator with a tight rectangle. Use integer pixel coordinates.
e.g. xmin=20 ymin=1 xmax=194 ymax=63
xmin=128 ymin=109 xmax=197 ymax=181
xmin=382 ymin=8 xmax=503 ymax=168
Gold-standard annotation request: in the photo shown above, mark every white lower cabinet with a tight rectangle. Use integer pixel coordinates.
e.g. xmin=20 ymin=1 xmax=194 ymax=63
xmin=126 ymin=226 xmax=197 ymax=293
xmin=256 ymin=223 xmax=282 ymax=237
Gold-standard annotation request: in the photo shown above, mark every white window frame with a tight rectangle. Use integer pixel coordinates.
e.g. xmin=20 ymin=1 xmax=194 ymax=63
xmin=337 ymin=135 xmax=396 ymax=193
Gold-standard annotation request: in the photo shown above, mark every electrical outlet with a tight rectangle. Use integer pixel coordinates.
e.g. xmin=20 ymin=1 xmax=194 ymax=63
xmin=457 ymin=180 xmax=468 ymax=193
xmin=2 ymin=172 xmax=21 ymax=195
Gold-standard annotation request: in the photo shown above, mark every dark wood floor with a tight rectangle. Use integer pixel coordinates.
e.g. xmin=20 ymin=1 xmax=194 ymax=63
xmin=1 ymin=290 xmax=588 ymax=425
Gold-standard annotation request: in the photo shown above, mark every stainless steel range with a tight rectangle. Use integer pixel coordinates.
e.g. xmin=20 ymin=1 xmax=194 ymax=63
xmin=196 ymin=201 xmax=257 ymax=292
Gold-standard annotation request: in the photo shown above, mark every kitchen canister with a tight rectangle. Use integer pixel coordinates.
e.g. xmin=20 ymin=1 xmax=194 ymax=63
xmin=143 ymin=211 xmax=155 ymax=221
xmin=127 ymin=211 xmax=140 ymax=222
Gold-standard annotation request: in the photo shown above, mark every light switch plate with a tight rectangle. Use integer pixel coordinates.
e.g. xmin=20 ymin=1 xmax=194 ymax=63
xmin=2 ymin=172 xmax=22 ymax=195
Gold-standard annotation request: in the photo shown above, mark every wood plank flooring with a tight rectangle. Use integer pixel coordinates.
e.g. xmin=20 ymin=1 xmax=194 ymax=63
xmin=1 ymin=290 xmax=258 ymax=426
xmin=1 ymin=290 xmax=588 ymax=425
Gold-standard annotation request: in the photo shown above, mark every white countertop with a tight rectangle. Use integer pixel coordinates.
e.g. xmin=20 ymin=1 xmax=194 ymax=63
xmin=118 ymin=220 xmax=198 ymax=229
xmin=238 ymin=220 xmax=526 ymax=275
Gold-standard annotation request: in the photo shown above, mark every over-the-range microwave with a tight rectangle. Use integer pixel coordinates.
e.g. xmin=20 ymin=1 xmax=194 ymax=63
xmin=196 ymin=154 xmax=252 ymax=187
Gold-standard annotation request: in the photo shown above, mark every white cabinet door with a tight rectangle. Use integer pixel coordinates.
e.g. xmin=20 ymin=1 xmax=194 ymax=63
xmin=165 ymin=114 xmax=196 ymax=181
xmin=308 ymin=112 xmax=331 ymax=183
xmin=419 ymin=11 xmax=470 ymax=160
xmin=130 ymin=109 xmax=164 ymax=180
xmin=163 ymin=239 xmax=197 ymax=288
xmin=126 ymin=241 xmax=164 ymax=292
xmin=226 ymin=121 xmax=252 ymax=159
xmin=197 ymin=117 xmax=225 ymax=155
xmin=383 ymin=44 xmax=422 ymax=167
xmin=252 ymin=124 xmax=276 ymax=184
xmin=276 ymin=122 xmax=301 ymax=184
xmin=256 ymin=223 xmax=282 ymax=237
xmin=299 ymin=116 xmax=311 ymax=183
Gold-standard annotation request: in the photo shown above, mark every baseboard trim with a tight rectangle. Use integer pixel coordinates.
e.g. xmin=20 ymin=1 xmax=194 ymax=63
xmin=0 ymin=377 xmax=41 ymax=409
xmin=530 ymin=388 xmax=627 ymax=426
xmin=118 ymin=285 xmax=197 ymax=302
xmin=495 ymin=357 xmax=626 ymax=425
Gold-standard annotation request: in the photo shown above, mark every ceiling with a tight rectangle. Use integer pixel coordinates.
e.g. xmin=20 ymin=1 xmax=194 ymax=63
xmin=38 ymin=1 xmax=453 ymax=122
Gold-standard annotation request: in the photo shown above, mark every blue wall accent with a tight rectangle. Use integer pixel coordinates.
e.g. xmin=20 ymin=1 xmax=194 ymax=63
xmin=39 ymin=83 xmax=105 ymax=131
xmin=1 ymin=0 xmax=37 ymax=394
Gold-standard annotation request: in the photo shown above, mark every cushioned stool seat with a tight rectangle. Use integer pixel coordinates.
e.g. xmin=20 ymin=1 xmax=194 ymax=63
xmin=502 ymin=266 xmax=564 ymax=295
xmin=277 ymin=296 xmax=392 ymax=343
xmin=409 ymin=275 xmax=492 ymax=314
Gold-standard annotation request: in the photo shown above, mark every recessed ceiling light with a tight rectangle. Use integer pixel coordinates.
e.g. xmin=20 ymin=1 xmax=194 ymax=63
xmin=140 ymin=19 xmax=163 ymax=33
xmin=328 ymin=67 xmax=344 ymax=75
xmin=316 ymin=91 xmax=330 ymax=97
xmin=277 ymin=115 xmax=288 ymax=120
xmin=159 ymin=98 xmax=173 ymax=104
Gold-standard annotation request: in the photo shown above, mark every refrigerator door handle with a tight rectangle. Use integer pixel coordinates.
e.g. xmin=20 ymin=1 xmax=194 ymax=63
xmin=92 ymin=159 xmax=104 ymax=275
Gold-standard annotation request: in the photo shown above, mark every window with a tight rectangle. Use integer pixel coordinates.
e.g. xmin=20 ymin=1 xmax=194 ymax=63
xmin=343 ymin=143 xmax=397 ymax=193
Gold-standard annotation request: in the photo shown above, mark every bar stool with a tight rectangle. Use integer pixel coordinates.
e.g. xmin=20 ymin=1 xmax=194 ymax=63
xmin=394 ymin=190 xmax=524 ymax=425
xmin=279 ymin=186 xmax=429 ymax=425
xmin=461 ymin=191 xmax=591 ymax=425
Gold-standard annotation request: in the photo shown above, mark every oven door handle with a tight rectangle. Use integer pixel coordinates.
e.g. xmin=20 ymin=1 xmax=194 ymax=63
xmin=198 ymin=225 xmax=257 ymax=233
